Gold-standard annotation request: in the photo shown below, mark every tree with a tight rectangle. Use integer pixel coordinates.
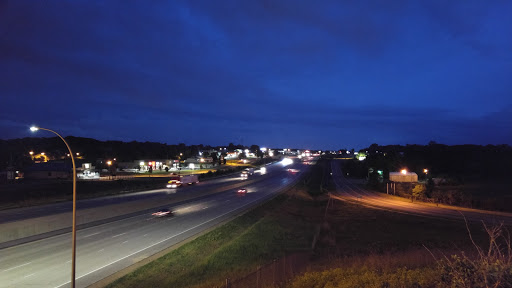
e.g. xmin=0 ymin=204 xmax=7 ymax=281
xmin=412 ymin=184 xmax=425 ymax=201
xmin=250 ymin=144 xmax=260 ymax=153
xmin=210 ymin=153 xmax=218 ymax=163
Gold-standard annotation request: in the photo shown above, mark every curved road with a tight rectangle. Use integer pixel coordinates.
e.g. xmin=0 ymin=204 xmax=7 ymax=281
xmin=330 ymin=159 xmax=512 ymax=226
xmin=0 ymin=161 xmax=306 ymax=288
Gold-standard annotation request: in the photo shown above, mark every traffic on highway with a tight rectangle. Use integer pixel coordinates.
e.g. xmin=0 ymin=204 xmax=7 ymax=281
xmin=0 ymin=159 xmax=306 ymax=288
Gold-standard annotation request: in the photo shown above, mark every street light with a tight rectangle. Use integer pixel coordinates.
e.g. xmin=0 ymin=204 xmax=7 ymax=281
xmin=30 ymin=126 xmax=77 ymax=288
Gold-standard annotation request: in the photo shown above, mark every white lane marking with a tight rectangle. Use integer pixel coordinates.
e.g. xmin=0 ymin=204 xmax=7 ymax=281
xmin=2 ymin=262 xmax=32 ymax=272
xmin=98 ymin=249 xmax=104 ymax=252
xmin=66 ymin=260 xmax=71 ymax=263
xmin=112 ymin=233 xmax=126 ymax=238
xmin=202 ymin=207 xmax=208 ymax=210
xmin=143 ymin=234 xmax=148 ymax=237
xmin=83 ymin=232 xmax=100 ymax=238
xmin=54 ymin=196 xmax=265 ymax=288
xmin=24 ymin=273 xmax=36 ymax=278
xmin=122 ymin=241 xmax=128 ymax=244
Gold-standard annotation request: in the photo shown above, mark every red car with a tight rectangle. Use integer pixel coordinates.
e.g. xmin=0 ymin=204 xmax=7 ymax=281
xmin=237 ymin=188 xmax=247 ymax=195
xmin=152 ymin=208 xmax=172 ymax=217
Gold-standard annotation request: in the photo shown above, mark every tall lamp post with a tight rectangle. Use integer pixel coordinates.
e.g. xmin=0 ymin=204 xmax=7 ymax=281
xmin=30 ymin=126 xmax=77 ymax=288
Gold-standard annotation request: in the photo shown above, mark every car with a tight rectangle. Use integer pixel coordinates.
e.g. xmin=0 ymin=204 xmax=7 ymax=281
xmin=152 ymin=208 xmax=172 ymax=217
xmin=237 ymin=188 xmax=247 ymax=195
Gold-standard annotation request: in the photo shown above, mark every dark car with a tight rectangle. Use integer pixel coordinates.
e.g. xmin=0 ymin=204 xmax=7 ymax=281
xmin=152 ymin=208 xmax=172 ymax=217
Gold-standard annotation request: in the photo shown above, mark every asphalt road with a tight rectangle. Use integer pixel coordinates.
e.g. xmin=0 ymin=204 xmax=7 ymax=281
xmin=330 ymin=159 xmax=512 ymax=225
xmin=0 ymin=162 xmax=287 ymax=224
xmin=0 ymin=160 xmax=306 ymax=288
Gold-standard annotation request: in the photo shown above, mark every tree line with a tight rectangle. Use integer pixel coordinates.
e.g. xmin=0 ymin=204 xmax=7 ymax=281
xmin=0 ymin=137 xmax=264 ymax=170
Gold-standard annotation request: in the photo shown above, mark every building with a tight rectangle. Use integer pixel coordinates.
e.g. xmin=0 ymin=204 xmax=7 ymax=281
xmin=24 ymin=160 xmax=75 ymax=179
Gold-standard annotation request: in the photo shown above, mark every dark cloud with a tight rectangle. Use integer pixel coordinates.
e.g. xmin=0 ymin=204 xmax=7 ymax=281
xmin=422 ymin=0 xmax=512 ymax=59
xmin=1 ymin=1 xmax=511 ymax=149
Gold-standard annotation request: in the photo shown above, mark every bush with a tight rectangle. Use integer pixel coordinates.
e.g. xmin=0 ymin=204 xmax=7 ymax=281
xmin=434 ymin=222 xmax=512 ymax=288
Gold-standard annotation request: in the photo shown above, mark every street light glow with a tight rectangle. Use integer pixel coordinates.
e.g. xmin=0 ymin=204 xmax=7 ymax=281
xmin=30 ymin=126 xmax=39 ymax=132
xmin=423 ymin=169 xmax=428 ymax=174
xmin=401 ymin=169 xmax=407 ymax=174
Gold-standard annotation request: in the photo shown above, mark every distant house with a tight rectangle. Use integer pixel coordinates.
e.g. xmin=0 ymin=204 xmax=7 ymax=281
xmin=24 ymin=160 xmax=75 ymax=179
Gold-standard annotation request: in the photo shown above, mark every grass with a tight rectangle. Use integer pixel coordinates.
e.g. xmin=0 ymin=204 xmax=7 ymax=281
xmin=322 ymin=200 xmax=491 ymax=256
xmin=289 ymin=264 xmax=438 ymax=288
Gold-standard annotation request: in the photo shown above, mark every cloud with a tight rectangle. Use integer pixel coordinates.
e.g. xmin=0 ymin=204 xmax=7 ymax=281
xmin=1 ymin=1 xmax=512 ymax=150
xmin=422 ymin=0 xmax=512 ymax=59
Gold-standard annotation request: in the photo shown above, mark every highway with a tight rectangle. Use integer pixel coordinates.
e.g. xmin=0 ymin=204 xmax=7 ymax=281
xmin=330 ymin=159 xmax=512 ymax=225
xmin=0 ymin=160 xmax=306 ymax=288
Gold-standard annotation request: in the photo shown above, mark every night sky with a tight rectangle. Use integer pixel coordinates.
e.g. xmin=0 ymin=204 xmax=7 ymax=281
xmin=1 ymin=1 xmax=512 ymax=150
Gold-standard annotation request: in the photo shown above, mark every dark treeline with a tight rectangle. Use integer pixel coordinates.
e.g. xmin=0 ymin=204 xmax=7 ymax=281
xmin=0 ymin=137 xmax=253 ymax=170
xmin=345 ymin=142 xmax=512 ymax=182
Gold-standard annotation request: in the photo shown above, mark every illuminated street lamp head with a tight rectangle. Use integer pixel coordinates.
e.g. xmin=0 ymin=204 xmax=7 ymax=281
xmin=401 ymin=169 xmax=407 ymax=174
xmin=107 ymin=161 xmax=112 ymax=166
xmin=423 ymin=169 xmax=428 ymax=174
xmin=30 ymin=126 xmax=39 ymax=132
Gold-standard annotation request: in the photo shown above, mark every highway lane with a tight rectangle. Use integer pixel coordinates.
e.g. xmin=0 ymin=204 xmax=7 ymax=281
xmin=0 ymin=160 xmax=306 ymax=288
xmin=0 ymin=162 xmax=281 ymax=224
xmin=330 ymin=159 xmax=512 ymax=225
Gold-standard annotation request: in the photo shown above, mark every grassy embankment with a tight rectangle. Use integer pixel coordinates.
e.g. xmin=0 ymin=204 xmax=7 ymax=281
xmin=106 ymin=158 xmax=509 ymax=288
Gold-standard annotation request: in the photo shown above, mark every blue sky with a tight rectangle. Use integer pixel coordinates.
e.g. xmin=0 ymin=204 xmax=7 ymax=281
xmin=1 ymin=1 xmax=511 ymax=150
